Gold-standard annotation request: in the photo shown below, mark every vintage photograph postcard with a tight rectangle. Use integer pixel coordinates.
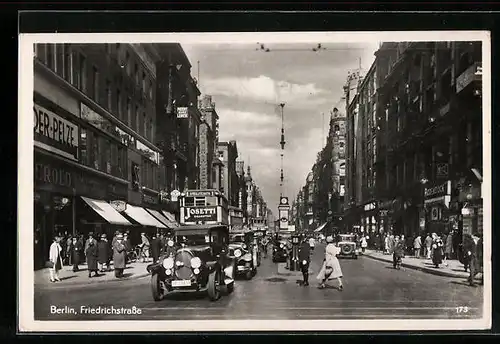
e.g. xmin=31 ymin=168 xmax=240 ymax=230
xmin=18 ymin=31 xmax=491 ymax=332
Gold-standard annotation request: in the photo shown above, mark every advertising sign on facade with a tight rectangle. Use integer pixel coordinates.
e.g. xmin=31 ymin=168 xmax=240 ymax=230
xmin=110 ymin=200 xmax=127 ymax=213
xmin=186 ymin=190 xmax=217 ymax=197
xmin=34 ymin=104 xmax=79 ymax=160
xmin=177 ymin=107 xmax=189 ymax=119
xmin=184 ymin=206 xmax=218 ymax=222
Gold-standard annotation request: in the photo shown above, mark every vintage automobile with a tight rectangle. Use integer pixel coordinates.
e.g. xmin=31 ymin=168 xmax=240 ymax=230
xmin=146 ymin=224 xmax=236 ymax=302
xmin=336 ymin=233 xmax=359 ymax=259
xmin=229 ymin=232 xmax=258 ymax=278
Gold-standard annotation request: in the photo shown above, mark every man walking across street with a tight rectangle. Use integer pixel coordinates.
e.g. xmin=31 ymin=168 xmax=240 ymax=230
xmin=299 ymin=235 xmax=311 ymax=286
xmin=425 ymin=233 xmax=433 ymax=259
xmin=413 ymin=235 xmax=422 ymax=258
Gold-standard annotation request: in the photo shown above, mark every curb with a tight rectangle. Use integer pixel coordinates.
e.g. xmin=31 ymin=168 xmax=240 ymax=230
xmin=362 ymin=253 xmax=477 ymax=279
xmin=35 ymin=272 xmax=150 ymax=289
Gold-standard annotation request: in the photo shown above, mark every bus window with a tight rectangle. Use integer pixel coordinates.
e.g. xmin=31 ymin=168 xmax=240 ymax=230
xmin=206 ymin=196 xmax=218 ymax=206
xmin=184 ymin=197 xmax=195 ymax=207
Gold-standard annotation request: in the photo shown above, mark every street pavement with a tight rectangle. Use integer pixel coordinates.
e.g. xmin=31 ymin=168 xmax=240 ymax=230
xmin=34 ymin=243 xmax=483 ymax=320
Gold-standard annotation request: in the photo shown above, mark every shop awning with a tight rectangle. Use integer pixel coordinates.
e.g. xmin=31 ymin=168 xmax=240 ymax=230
xmin=162 ymin=210 xmax=180 ymax=227
xmin=124 ymin=204 xmax=166 ymax=228
xmin=314 ymin=222 xmax=327 ymax=232
xmin=81 ymin=197 xmax=131 ymax=226
xmin=146 ymin=208 xmax=174 ymax=228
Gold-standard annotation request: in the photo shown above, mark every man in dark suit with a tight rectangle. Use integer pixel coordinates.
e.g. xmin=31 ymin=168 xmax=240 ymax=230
xmin=299 ymin=235 xmax=311 ymax=286
xmin=150 ymin=233 xmax=162 ymax=263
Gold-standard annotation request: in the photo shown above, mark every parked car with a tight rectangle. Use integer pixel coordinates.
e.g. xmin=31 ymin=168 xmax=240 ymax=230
xmin=146 ymin=224 xmax=236 ymax=302
xmin=336 ymin=234 xmax=359 ymax=259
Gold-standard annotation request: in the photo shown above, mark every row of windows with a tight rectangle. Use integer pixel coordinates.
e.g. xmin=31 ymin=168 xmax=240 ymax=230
xmin=35 ymin=43 xmax=156 ymax=146
xmin=141 ymin=158 xmax=160 ymax=191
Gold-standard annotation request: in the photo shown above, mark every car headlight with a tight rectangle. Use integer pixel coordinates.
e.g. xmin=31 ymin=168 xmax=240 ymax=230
xmin=243 ymin=253 xmax=252 ymax=261
xmin=190 ymin=257 xmax=201 ymax=269
xmin=163 ymin=257 xmax=174 ymax=269
xmin=167 ymin=240 xmax=174 ymax=247
xmin=234 ymin=249 xmax=242 ymax=258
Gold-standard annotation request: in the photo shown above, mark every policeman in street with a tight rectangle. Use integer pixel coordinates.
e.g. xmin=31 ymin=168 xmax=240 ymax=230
xmin=299 ymin=234 xmax=311 ymax=286
xmin=467 ymin=232 xmax=483 ymax=286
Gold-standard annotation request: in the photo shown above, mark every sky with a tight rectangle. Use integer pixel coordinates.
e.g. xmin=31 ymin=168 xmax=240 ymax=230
xmin=183 ymin=41 xmax=379 ymax=211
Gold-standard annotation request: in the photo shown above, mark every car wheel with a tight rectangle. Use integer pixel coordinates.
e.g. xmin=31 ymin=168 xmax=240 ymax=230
xmin=151 ymin=273 xmax=164 ymax=301
xmin=208 ymin=269 xmax=221 ymax=301
xmin=245 ymin=270 xmax=253 ymax=280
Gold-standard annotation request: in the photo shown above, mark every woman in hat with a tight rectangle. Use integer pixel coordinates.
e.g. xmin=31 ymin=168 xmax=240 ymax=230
xmin=48 ymin=235 xmax=64 ymax=282
xmin=316 ymin=236 xmax=344 ymax=291
xmin=113 ymin=233 xmax=127 ymax=278
xmin=97 ymin=234 xmax=111 ymax=272
xmin=85 ymin=233 xmax=100 ymax=278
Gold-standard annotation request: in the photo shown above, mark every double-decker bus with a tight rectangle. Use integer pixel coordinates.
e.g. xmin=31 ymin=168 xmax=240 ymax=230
xmin=179 ymin=189 xmax=229 ymax=226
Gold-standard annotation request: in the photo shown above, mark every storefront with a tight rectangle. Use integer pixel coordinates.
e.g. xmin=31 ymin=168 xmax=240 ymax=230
xmin=423 ymin=180 xmax=452 ymax=236
xmin=360 ymin=202 xmax=378 ymax=236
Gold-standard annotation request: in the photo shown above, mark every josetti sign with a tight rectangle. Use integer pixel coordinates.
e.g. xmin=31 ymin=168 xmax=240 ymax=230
xmin=184 ymin=206 xmax=218 ymax=222
xmin=34 ymin=104 xmax=79 ymax=161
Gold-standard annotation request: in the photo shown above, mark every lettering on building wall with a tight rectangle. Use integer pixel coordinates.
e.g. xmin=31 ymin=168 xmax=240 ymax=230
xmin=34 ymin=163 xmax=73 ymax=188
xmin=34 ymin=104 xmax=78 ymax=160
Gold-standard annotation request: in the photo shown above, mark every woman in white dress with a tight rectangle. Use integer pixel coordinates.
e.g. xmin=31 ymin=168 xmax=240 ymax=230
xmin=48 ymin=235 xmax=64 ymax=282
xmin=316 ymin=236 xmax=344 ymax=290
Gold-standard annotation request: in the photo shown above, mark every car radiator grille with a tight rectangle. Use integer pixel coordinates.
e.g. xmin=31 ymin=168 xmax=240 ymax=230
xmin=175 ymin=251 xmax=193 ymax=280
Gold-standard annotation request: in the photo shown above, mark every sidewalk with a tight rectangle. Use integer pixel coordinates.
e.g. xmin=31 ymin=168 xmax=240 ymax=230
xmin=35 ymin=261 xmax=151 ymax=288
xmin=362 ymin=249 xmax=482 ymax=280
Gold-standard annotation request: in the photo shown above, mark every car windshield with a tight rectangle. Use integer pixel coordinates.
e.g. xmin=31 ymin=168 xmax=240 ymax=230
xmin=176 ymin=234 xmax=209 ymax=246
xmin=230 ymin=235 xmax=244 ymax=243
xmin=339 ymin=235 xmax=356 ymax=242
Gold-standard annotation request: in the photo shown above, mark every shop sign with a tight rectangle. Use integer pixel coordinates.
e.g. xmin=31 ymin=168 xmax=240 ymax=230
xmin=456 ymin=62 xmax=482 ymax=94
xmin=159 ymin=190 xmax=170 ymax=202
xmin=136 ymin=140 xmax=160 ymax=164
xmin=424 ymin=180 xmax=451 ymax=199
xmin=34 ymin=162 xmax=73 ymax=189
xmin=109 ymin=200 xmax=127 ymax=213
xmin=34 ymin=104 xmax=79 ymax=161
xmin=436 ymin=163 xmax=449 ymax=178
xmin=171 ymin=190 xmax=181 ymax=202
xmin=184 ymin=206 xmax=217 ymax=222
xmin=177 ymin=107 xmax=188 ymax=119
xmin=186 ymin=190 xmax=217 ymax=197
xmin=143 ymin=192 xmax=159 ymax=205
xmin=364 ymin=202 xmax=376 ymax=211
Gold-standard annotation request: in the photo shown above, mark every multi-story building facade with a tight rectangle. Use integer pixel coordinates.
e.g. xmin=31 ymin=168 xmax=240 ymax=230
xmin=329 ymin=106 xmax=347 ymax=230
xmin=217 ymin=140 xmax=239 ymax=206
xmin=344 ymin=63 xmax=379 ymax=236
xmin=33 ymin=43 xmax=165 ymax=269
xmin=155 ymin=43 xmax=200 ymax=203
xmin=375 ymin=41 xmax=483 ymax=245
xmin=198 ymin=95 xmax=219 ymax=190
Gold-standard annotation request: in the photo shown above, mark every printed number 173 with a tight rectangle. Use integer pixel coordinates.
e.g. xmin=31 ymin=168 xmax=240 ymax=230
xmin=456 ymin=306 xmax=469 ymax=313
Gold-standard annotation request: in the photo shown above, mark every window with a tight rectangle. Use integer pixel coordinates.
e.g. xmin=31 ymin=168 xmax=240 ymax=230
xmin=135 ymin=63 xmax=139 ymax=85
xmin=142 ymin=72 xmax=147 ymax=93
xmin=103 ymin=139 xmax=111 ymax=174
xmin=63 ymin=45 xmax=72 ymax=83
xmin=55 ymin=44 xmax=64 ymax=76
xmin=105 ymin=80 xmax=112 ymax=110
xmin=134 ymin=105 xmax=139 ymax=132
xmin=91 ymin=66 xmax=99 ymax=101
xmin=79 ymin=128 xmax=88 ymax=166
xmin=46 ymin=44 xmax=55 ymax=70
xmin=142 ymin=160 xmax=148 ymax=187
xmin=127 ymin=98 xmax=132 ymax=127
xmin=143 ymin=112 xmax=147 ymax=138
xmin=117 ymin=146 xmax=125 ymax=179
xmin=150 ymin=119 xmax=154 ymax=143
xmin=149 ymin=80 xmax=153 ymax=99
xmin=78 ymin=53 xmax=87 ymax=92
xmin=116 ymin=89 xmax=122 ymax=120
xmin=92 ymin=132 xmax=100 ymax=170
xmin=125 ymin=51 xmax=131 ymax=76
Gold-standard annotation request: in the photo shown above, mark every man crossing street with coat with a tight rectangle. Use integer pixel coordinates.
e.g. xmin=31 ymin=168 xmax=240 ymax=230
xmin=299 ymin=235 xmax=311 ymax=286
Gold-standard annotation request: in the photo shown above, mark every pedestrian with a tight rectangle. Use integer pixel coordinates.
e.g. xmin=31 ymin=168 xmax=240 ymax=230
xmin=308 ymin=236 xmax=316 ymax=252
xmin=360 ymin=236 xmax=368 ymax=254
xmin=445 ymin=231 xmax=453 ymax=261
xmin=299 ymin=235 xmax=311 ymax=286
xmin=384 ymin=234 xmax=390 ymax=254
xmin=113 ymin=233 xmax=127 ymax=278
xmin=70 ymin=236 xmax=83 ymax=272
xmin=317 ymin=236 xmax=343 ymax=291
xmin=413 ymin=235 xmax=422 ymax=258
xmin=150 ymin=233 xmax=162 ymax=263
xmin=65 ymin=234 xmax=72 ymax=266
xmin=112 ymin=230 xmax=119 ymax=247
xmin=468 ymin=233 xmax=483 ymax=286
xmin=393 ymin=236 xmax=405 ymax=268
xmin=388 ymin=234 xmax=395 ymax=254
xmin=140 ymin=232 xmax=150 ymax=262
xmin=48 ymin=235 xmax=64 ymax=282
xmin=85 ymin=233 xmax=100 ymax=278
xmin=97 ymin=234 xmax=110 ymax=272
xmin=425 ymin=233 xmax=433 ymax=259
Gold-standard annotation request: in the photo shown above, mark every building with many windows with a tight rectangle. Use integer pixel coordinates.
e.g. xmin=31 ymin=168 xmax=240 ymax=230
xmin=33 ymin=43 xmax=166 ymax=269
xmin=198 ymin=95 xmax=219 ymax=190
xmin=217 ymin=141 xmax=239 ymax=207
